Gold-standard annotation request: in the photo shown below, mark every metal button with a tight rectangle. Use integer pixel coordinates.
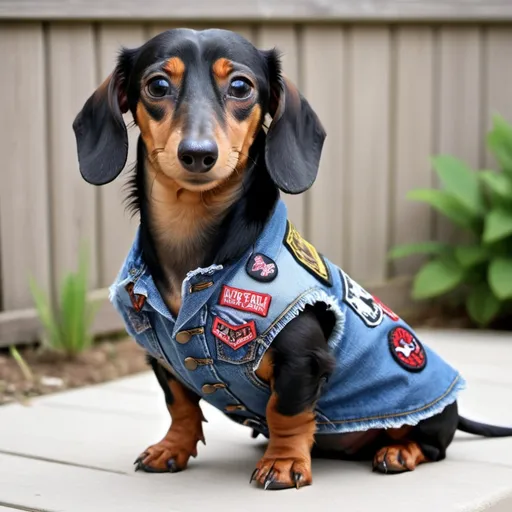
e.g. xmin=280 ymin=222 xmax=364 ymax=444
xmin=225 ymin=404 xmax=247 ymax=412
xmin=176 ymin=331 xmax=191 ymax=344
xmin=184 ymin=357 xmax=198 ymax=371
xmin=202 ymin=383 xmax=226 ymax=395
xmin=190 ymin=281 xmax=214 ymax=293
xmin=175 ymin=327 xmax=204 ymax=344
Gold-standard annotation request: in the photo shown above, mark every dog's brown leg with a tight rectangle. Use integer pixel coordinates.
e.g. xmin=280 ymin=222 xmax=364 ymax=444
xmin=252 ymin=392 xmax=316 ymax=490
xmin=135 ymin=361 xmax=205 ymax=473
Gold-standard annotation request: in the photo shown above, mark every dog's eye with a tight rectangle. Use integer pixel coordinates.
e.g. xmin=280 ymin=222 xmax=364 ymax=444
xmin=228 ymin=78 xmax=252 ymax=99
xmin=147 ymin=77 xmax=171 ymax=98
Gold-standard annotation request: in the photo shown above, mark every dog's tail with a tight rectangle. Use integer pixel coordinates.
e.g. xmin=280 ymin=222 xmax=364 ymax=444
xmin=458 ymin=416 xmax=512 ymax=437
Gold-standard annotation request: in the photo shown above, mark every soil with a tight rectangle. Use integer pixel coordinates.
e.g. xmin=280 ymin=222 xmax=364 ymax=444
xmin=0 ymin=337 xmax=148 ymax=406
xmin=1 ymin=303 xmax=509 ymax=407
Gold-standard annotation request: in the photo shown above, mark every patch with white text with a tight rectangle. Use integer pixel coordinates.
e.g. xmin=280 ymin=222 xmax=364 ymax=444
xmin=246 ymin=253 xmax=278 ymax=282
xmin=212 ymin=317 xmax=257 ymax=351
xmin=373 ymin=295 xmax=399 ymax=321
xmin=283 ymin=221 xmax=332 ymax=286
xmin=388 ymin=326 xmax=427 ymax=372
xmin=340 ymin=271 xmax=383 ymax=327
xmin=219 ymin=285 xmax=271 ymax=317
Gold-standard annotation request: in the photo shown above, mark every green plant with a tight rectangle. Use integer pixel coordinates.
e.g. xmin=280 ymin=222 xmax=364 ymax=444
xmin=389 ymin=114 xmax=512 ymax=328
xmin=29 ymin=244 xmax=101 ymax=357
xmin=9 ymin=345 xmax=34 ymax=382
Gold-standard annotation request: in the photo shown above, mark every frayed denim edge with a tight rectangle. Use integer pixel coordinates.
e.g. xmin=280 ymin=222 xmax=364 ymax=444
xmin=254 ymin=289 xmax=345 ymax=370
xmin=314 ymin=375 xmax=467 ymax=434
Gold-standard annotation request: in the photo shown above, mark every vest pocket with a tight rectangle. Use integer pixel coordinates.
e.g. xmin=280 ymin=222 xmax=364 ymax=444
xmin=215 ymin=337 xmax=257 ymax=365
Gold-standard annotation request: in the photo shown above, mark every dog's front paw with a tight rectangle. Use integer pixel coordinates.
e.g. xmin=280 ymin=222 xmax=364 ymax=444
xmin=251 ymin=456 xmax=312 ymax=490
xmin=134 ymin=427 xmax=205 ymax=473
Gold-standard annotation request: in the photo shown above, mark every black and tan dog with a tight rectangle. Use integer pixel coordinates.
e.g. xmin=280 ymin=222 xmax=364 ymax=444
xmin=73 ymin=28 xmax=512 ymax=490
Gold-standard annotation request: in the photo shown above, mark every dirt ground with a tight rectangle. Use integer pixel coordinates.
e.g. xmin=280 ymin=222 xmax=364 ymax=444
xmin=0 ymin=303 xmax=503 ymax=407
xmin=0 ymin=337 xmax=148 ymax=406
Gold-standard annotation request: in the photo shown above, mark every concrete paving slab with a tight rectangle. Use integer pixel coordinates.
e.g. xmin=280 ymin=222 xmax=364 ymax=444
xmin=1 ymin=451 xmax=512 ymax=512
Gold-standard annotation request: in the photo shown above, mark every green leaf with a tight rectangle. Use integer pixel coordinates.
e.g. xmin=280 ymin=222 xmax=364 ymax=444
xmin=388 ymin=241 xmax=451 ymax=260
xmin=487 ymin=114 xmax=512 ymax=174
xmin=466 ymin=283 xmax=501 ymax=327
xmin=488 ymin=257 xmax=512 ymax=299
xmin=431 ymin=155 xmax=484 ymax=216
xmin=479 ymin=170 xmax=512 ymax=201
xmin=407 ymin=189 xmax=477 ymax=231
xmin=454 ymin=245 xmax=489 ymax=268
xmin=483 ymin=208 xmax=512 ymax=243
xmin=28 ymin=276 xmax=60 ymax=349
xmin=412 ymin=257 xmax=465 ymax=299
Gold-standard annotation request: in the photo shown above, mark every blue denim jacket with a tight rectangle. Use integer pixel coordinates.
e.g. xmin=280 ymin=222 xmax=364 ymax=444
xmin=109 ymin=199 xmax=465 ymax=437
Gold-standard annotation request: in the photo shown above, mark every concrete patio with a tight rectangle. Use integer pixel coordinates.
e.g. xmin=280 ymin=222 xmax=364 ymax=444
xmin=1 ymin=329 xmax=512 ymax=512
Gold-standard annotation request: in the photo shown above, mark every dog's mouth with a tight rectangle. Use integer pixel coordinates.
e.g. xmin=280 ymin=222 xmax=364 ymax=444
xmin=174 ymin=173 xmax=225 ymax=193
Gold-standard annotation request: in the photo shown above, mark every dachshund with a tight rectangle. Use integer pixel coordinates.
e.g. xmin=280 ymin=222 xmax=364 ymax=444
xmin=72 ymin=28 xmax=512 ymax=490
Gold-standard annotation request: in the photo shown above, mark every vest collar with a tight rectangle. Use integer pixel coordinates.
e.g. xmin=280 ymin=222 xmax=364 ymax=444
xmin=116 ymin=199 xmax=288 ymax=328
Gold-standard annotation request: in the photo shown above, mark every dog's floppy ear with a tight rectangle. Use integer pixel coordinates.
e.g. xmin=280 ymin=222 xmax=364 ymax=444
xmin=264 ymin=49 xmax=326 ymax=195
xmin=72 ymin=49 xmax=134 ymax=186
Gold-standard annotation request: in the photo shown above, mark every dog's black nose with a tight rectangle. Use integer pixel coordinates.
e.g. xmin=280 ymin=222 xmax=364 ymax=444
xmin=177 ymin=139 xmax=218 ymax=173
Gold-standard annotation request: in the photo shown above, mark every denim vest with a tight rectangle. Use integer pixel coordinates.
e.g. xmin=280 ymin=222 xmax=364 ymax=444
xmin=109 ymin=199 xmax=465 ymax=437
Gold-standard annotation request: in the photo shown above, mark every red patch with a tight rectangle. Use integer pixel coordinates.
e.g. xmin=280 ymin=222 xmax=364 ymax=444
xmin=212 ymin=318 xmax=257 ymax=350
xmin=388 ymin=326 xmax=427 ymax=372
xmin=373 ymin=295 xmax=399 ymax=321
xmin=219 ymin=285 xmax=271 ymax=317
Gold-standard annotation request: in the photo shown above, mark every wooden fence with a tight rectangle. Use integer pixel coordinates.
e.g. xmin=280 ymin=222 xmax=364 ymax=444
xmin=1 ymin=1 xmax=512 ymax=345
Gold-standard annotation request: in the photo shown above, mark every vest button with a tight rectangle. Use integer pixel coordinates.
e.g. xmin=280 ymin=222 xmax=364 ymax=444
xmin=176 ymin=331 xmax=191 ymax=344
xmin=202 ymin=383 xmax=226 ymax=394
xmin=225 ymin=404 xmax=246 ymax=412
xmin=184 ymin=357 xmax=198 ymax=371
xmin=175 ymin=327 xmax=204 ymax=344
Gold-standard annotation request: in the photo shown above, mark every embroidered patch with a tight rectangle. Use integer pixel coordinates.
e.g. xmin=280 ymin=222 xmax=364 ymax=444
xmin=373 ymin=295 xmax=399 ymax=321
xmin=219 ymin=285 xmax=271 ymax=317
xmin=283 ymin=221 xmax=332 ymax=286
xmin=246 ymin=253 xmax=278 ymax=282
xmin=212 ymin=317 xmax=257 ymax=350
xmin=340 ymin=271 xmax=383 ymax=327
xmin=125 ymin=282 xmax=146 ymax=312
xmin=388 ymin=326 xmax=427 ymax=372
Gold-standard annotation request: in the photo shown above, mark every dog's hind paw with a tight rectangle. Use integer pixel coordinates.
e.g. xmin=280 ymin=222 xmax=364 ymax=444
xmin=372 ymin=443 xmax=427 ymax=474
xmin=250 ymin=457 xmax=312 ymax=490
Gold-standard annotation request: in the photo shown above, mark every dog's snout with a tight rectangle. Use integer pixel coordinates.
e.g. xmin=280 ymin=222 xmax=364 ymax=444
xmin=177 ymin=138 xmax=218 ymax=173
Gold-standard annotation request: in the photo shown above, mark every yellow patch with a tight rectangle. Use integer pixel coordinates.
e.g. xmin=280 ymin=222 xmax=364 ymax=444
xmin=284 ymin=221 xmax=332 ymax=286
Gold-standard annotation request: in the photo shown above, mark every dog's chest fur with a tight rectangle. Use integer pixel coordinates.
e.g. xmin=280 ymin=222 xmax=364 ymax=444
xmin=145 ymin=169 xmax=243 ymax=316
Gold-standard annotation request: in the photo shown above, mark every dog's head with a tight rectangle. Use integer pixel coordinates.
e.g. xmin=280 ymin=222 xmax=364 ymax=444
xmin=73 ymin=28 xmax=326 ymax=195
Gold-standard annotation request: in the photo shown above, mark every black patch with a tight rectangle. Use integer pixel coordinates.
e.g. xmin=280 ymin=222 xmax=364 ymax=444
xmin=388 ymin=326 xmax=427 ymax=373
xmin=283 ymin=221 xmax=332 ymax=286
xmin=340 ymin=271 xmax=383 ymax=328
xmin=246 ymin=253 xmax=278 ymax=282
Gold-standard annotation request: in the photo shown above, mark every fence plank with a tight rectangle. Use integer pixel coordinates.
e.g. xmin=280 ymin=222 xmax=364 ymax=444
xmin=302 ymin=26 xmax=346 ymax=268
xmin=3 ymin=0 xmax=512 ymax=22
xmin=485 ymin=28 xmax=512 ymax=168
xmin=97 ymin=25 xmax=146 ymax=287
xmin=435 ymin=27 xmax=482 ymax=244
xmin=257 ymin=26 xmax=307 ymax=234
xmin=346 ymin=27 xmax=391 ymax=284
xmin=391 ymin=27 xmax=435 ymax=277
xmin=47 ymin=24 xmax=99 ymax=289
xmin=0 ymin=24 xmax=51 ymax=310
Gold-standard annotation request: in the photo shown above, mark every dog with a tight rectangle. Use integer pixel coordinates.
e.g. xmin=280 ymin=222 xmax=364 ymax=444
xmin=72 ymin=28 xmax=512 ymax=490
